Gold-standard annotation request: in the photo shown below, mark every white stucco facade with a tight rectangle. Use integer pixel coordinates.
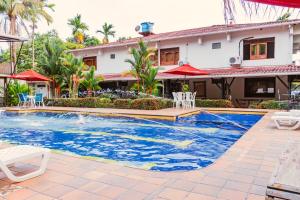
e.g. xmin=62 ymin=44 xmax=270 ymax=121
xmin=72 ymin=23 xmax=299 ymax=75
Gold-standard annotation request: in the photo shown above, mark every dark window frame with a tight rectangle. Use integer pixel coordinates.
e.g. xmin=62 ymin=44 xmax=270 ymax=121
xmin=244 ymin=77 xmax=276 ymax=98
xmin=212 ymin=42 xmax=221 ymax=49
xmin=194 ymin=81 xmax=206 ymax=98
xmin=160 ymin=47 xmax=179 ymax=66
xmin=83 ymin=56 xmax=97 ymax=70
xmin=243 ymin=37 xmax=275 ymax=60
xmin=110 ymin=54 xmax=116 ymax=59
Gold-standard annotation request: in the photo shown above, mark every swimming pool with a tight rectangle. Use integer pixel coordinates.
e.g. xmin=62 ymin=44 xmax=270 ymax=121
xmin=0 ymin=111 xmax=262 ymax=171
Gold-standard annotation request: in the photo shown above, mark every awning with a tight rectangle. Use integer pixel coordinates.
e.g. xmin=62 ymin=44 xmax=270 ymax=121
xmin=247 ymin=0 xmax=300 ymax=8
xmin=9 ymin=69 xmax=51 ymax=82
xmin=102 ymin=65 xmax=300 ymax=81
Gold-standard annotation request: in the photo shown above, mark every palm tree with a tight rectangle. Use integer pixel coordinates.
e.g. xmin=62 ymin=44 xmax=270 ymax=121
xmin=0 ymin=0 xmax=33 ymax=64
xmin=26 ymin=1 xmax=54 ymax=69
xmin=96 ymin=22 xmax=115 ymax=44
xmin=39 ymin=38 xmax=66 ymax=98
xmin=67 ymin=14 xmax=88 ymax=44
xmin=81 ymin=66 xmax=102 ymax=97
xmin=63 ymin=54 xmax=84 ymax=98
xmin=125 ymin=40 xmax=156 ymax=92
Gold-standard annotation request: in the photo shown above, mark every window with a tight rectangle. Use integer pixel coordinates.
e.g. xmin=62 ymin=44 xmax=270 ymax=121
xmin=160 ymin=47 xmax=179 ymax=66
xmin=244 ymin=77 xmax=275 ymax=98
xmin=150 ymin=50 xmax=158 ymax=66
xmin=212 ymin=42 xmax=221 ymax=49
xmin=110 ymin=54 xmax=115 ymax=59
xmin=83 ymin=56 xmax=97 ymax=70
xmin=194 ymin=81 xmax=206 ymax=98
xmin=243 ymin=37 xmax=274 ymax=60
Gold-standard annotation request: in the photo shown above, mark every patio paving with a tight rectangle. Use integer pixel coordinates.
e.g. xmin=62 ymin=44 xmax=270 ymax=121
xmin=0 ymin=109 xmax=299 ymax=200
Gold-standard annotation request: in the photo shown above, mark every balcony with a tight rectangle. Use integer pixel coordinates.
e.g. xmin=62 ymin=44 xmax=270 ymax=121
xmin=0 ymin=63 xmax=13 ymax=75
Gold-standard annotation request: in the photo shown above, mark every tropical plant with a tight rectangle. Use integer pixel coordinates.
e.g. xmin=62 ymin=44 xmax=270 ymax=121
xmin=39 ymin=38 xmax=66 ymax=98
xmin=84 ymin=35 xmax=100 ymax=47
xmin=67 ymin=14 xmax=89 ymax=44
xmin=81 ymin=66 xmax=102 ymax=97
xmin=277 ymin=12 xmax=291 ymax=21
xmin=6 ymin=81 xmax=29 ymax=106
xmin=125 ymin=40 xmax=156 ymax=93
xmin=141 ymin=67 xmax=162 ymax=95
xmin=182 ymin=84 xmax=190 ymax=92
xmin=96 ymin=22 xmax=115 ymax=44
xmin=63 ymin=54 xmax=84 ymax=98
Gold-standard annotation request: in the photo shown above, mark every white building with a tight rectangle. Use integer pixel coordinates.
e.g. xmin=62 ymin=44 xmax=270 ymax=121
xmin=70 ymin=19 xmax=300 ymax=107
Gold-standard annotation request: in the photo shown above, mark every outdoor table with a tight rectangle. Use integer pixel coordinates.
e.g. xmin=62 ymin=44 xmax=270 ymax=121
xmin=27 ymin=95 xmax=35 ymax=107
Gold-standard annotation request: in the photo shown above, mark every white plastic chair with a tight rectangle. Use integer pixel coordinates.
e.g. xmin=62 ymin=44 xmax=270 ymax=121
xmin=191 ymin=92 xmax=197 ymax=108
xmin=177 ymin=92 xmax=184 ymax=109
xmin=172 ymin=92 xmax=179 ymax=108
xmin=0 ymin=145 xmax=50 ymax=182
xmin=184 ymin=92 xmax=192 ymax=109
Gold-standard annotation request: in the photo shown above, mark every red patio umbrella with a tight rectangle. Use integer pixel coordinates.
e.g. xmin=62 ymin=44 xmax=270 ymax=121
xmin=246 ymin=0 xmax=300 ymax=8
xmin=164 ymin=64 xmax=209 ymax=76
xmin=9 ymin=69 xmax=51 ymax=82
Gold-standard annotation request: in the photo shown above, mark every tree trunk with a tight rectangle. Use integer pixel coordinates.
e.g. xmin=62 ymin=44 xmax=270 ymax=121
xmin=32 ymin=22 xmax=36 ymax=69
xmin=9 ymin=16 xmax=17 ymax=69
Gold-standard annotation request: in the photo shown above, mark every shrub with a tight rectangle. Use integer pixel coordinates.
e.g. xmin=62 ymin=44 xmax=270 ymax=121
xmin=45 ymin=97 xmax=172 ymax=110
xmin=195 ymin=99 xmax=233 ymax=108
xmin=114 ymin=99 xmax=132 ymax=109
xmin=130 ymin=98 xmax=172 ymax=110
xmin=256 ymin=100 xmax=288 ymax=110
xmin=45 ymin=97 xmax=112 ymax=108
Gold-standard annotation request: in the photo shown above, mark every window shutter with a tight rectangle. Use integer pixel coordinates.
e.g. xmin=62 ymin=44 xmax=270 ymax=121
xmin=243 ymin=44 xmax=250 ymax=60
xmin=267 ymin=42 xmax=274 ymax=59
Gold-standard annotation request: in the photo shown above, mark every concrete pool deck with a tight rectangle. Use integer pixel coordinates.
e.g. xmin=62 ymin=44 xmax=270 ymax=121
xmin=0 ymin=108 xmax=299 ymax=200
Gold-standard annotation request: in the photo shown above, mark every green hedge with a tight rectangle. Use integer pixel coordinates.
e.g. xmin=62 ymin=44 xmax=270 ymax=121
xmin=255 ymin=100 xmax=288 ymax=110
xmin=45 ymin=98 xmax=113 ymax=108
xmin=195 ymin=99 xmax=233 ymax=108
xmin=45 ymin=97 xmax=173 ymax=110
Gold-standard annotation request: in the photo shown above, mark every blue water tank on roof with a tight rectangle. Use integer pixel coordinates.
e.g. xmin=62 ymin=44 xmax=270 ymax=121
xmin=141 ymin=22 xmax=154 ymax=33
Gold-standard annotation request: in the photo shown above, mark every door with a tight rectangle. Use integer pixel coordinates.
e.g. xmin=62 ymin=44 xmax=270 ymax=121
xmin=194 ymin=81 xmax=206 ymax=98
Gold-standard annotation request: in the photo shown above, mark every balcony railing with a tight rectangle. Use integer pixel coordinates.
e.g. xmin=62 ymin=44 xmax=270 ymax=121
xmin=0 ymin=63 xmax=13 ymax=75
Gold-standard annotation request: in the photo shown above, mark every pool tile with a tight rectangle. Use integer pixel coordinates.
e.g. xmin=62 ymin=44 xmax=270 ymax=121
xmin=158 ymin=188 xmax=189 ymax=200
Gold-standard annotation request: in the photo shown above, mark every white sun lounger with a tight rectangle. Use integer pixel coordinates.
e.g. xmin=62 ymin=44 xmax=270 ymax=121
xmin=273 ymin=110 xmax=300 ymax=117
xmin=0 ymin=145 xmax=50 ymax=182
xmin=272 ymin=115 xmax=300 ymax=130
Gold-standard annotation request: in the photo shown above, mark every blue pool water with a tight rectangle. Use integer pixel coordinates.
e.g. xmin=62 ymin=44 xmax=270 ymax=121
xmin=0 ymin=111 xmax=262 ymax=171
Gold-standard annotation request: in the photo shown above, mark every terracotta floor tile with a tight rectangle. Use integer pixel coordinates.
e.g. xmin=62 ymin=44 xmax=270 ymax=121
xmin=63 ymin=176 xmax=90 ymax=188
xmin=224 ymin=180 xmax=251 ymax=192
xmin=7 ymin=189 xmax=36 ymax=200
xmin=167 ymin=179 xmax=197 ymax=192
xmin=192 ymin=183 xmax=221 ymax=197
xmin=60 ymin=189 xmax=109 ymax=200
xmin=81 ymin=170 xmax=106 ymax=180
xmin=79 ymin=181 xmax=108 ymax=193
xmin=132 ymin=182 xmax=160 ymax=194
xmin=158 ymin=188 xmax=189 ymax=200
xmin=184 ymin=192 xmax=215 ymax=200
xmin=26 ymin=193 xmax=53 ymax=200
xmin=218 ymin=188 xmax=247 ymax=200
xmin=247 ymin=194 xmax=265 ymax=200
xmin=96 ymin=185 xmax=127 ymax=199
xmin=116 ymin=190 xmax=147 ymax=200
xmin=249 ymin=185 xmax=266 ymax=196
xmin=40 ymin=184 xmax=74 ymax=198
xmin=200 ymin=176 xmax=226 ymax=187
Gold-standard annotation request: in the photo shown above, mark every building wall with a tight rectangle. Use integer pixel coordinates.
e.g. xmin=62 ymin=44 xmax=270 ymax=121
xmin=73 ymin=25 xmax=294 ymax=75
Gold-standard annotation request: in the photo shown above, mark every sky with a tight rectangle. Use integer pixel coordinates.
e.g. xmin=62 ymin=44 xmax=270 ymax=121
xmin=32 ymin=0 xmax=298 ymax=41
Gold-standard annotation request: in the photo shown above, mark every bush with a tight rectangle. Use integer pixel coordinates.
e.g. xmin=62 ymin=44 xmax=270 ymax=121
xmin=45 ymin=97 xmax=112 ymax=108
xmin=45 ymin=97 xmax=173 ymax=110
xmin=195 ymin=99 xmax=233 ymax=108
xmin=114 ymin=99 xmax=132 ymax=109
xmin=256 ymin=100 xmax=288 ymax=110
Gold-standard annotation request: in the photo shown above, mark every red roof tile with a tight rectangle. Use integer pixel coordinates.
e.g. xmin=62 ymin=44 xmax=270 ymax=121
xmin=102 ymin=65 xmax=300 ymax=81
xmin=71 ymin=19 xmax=300 ymax=52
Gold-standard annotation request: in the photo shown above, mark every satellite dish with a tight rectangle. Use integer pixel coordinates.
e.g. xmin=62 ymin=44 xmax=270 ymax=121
xmin=135 ymin=25 xmax=140 ymax=32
